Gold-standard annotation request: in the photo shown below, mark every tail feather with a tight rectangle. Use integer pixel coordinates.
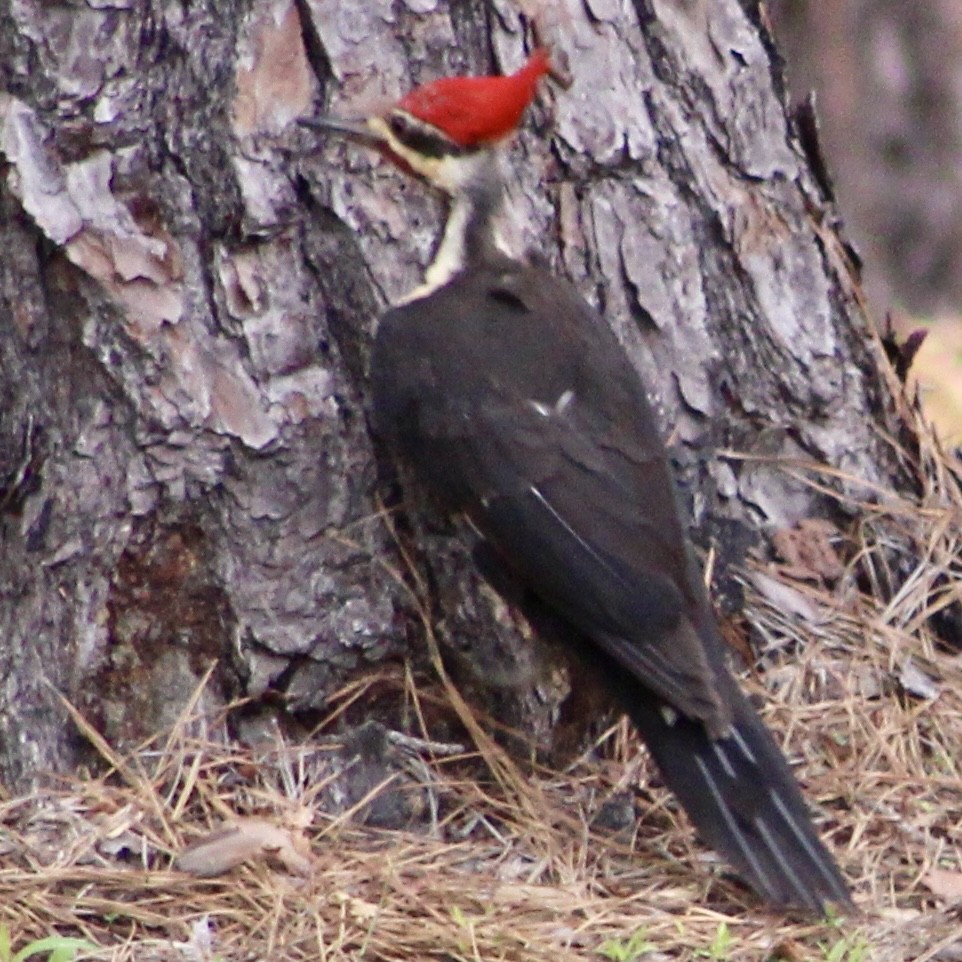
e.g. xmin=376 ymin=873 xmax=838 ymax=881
xmin=610 ymin=670 xmax=851 ymax=913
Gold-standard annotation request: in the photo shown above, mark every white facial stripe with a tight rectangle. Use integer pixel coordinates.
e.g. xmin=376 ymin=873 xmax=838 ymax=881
xmin=397 ymin=198 xmax=471 ymax=305
xmin=366 ymin=116 xmax=442 ymax=183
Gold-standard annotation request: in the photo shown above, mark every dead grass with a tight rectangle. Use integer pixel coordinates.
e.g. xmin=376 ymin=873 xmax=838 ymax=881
xmin=3 ymin=404 xmax=962 ymax=962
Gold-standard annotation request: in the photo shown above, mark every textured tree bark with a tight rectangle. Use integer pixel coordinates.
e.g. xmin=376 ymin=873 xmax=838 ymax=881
xmin=0 ymin=0 xmax=920 ymax=791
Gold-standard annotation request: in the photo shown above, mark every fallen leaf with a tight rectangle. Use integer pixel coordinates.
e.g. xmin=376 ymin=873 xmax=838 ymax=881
xmin=175 ymin=818 xmax=313 ymax=878
xmin=331 ymin=891 xmax=380 ymax=922
xmin=750 ymin=570 xmax=822 ymax=623
xmin=923 ymin=868 xmax=962 ymax=900
xmin=772 ymin=519 xmax=845 ymax=583
xmin=899 ymin=657 xmax=940 ymax=700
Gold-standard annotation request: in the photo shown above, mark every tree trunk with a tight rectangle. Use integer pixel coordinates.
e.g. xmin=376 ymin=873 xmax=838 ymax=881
xmin=0 ymin=0 xmax=926 ymax=792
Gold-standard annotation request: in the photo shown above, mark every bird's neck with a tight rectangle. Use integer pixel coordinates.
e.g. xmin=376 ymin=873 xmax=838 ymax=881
xmin=399 ymin=152 xmax=509 ymax=305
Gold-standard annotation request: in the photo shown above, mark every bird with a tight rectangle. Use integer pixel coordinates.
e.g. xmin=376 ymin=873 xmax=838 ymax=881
xmin=305 ymin=47 xmax=851 ymax=913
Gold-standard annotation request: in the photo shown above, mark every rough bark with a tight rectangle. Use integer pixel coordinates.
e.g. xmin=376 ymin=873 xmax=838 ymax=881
xmin=0 ymin=0 xmax=919 ymax=791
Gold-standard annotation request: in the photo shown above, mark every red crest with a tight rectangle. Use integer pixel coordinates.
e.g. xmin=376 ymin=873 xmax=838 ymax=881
xmin=396 ymin=49 xmax=551 ymax=147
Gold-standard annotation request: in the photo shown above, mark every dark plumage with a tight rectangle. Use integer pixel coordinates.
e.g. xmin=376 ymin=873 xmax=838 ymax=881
xmin=372 ymin=253 xmax=851 ymax=912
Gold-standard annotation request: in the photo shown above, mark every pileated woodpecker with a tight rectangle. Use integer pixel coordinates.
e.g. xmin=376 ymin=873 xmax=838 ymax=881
xmin=308 ymin=49 xmax=851 ymax=913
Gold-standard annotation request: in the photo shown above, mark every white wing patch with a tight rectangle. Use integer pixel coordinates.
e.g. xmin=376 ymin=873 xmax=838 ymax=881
xmin=527 ymin=389 xmax=575 ymax=419
xmin=660 ymin=704 xmax=679 ymax=727
xmin=555 ymin=389 xmax=574 ymax=414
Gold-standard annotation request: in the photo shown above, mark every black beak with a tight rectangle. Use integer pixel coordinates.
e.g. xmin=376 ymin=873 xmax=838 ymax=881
xmin=298 ymin=115 xmax=386 ymax=150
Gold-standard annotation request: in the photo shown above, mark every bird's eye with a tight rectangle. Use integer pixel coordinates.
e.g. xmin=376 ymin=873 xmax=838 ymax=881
xmin=386 ymin=110 xmax=470 ymax=159
xmin=388 ymin=113 xmax=410 ymax=139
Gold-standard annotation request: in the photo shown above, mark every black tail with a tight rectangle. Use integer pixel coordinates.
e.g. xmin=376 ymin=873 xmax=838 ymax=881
xmin=609 ymin=669 xmax=851 ymax=913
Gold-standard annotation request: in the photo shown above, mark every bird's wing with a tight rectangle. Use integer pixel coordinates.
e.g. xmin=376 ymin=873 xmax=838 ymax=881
xmin=375 ymin=272 xmax=730 ymax=731
xmin=454 ymin=389 xmax=731 ymax=732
